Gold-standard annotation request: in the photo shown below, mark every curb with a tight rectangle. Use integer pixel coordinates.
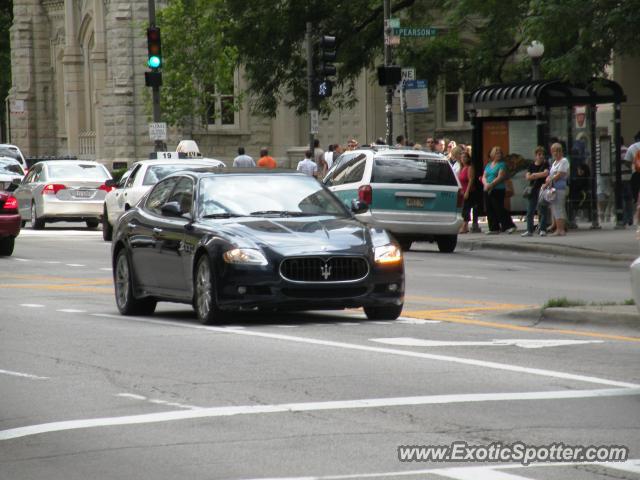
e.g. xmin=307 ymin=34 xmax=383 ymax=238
xmin=457 ymin=239 xmax=636 ymax=263
xmin=506 ymin=307 xmax=640 ymax=331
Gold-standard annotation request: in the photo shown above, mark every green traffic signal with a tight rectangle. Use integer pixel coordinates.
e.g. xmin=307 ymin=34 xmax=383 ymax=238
xmin=148 ymin=56 xmax=161 ymax=69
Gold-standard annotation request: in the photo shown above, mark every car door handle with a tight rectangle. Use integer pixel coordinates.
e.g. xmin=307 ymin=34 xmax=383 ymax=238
xmin=127 ymin=222 xmax=137 ymax=230
xmin=153 ymin=227 xmax=163 ymax=236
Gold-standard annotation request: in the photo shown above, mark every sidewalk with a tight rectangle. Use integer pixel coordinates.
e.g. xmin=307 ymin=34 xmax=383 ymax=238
xmin=457 ymin=219 xmax=639 ymax=263
xmin=456 ymin=219 xmax=640 ymax=329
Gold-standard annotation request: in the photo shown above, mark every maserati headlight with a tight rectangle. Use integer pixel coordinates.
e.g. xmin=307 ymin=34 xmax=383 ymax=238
xmin=374 ymin=244 xmax=403 ymax=264
xmin=223 ymin=248 xmax=268 ymax=266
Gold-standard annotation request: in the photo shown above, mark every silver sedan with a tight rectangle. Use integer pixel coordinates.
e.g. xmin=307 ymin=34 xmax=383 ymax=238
xmin=14 ymin=160 xmax=112 ymax=229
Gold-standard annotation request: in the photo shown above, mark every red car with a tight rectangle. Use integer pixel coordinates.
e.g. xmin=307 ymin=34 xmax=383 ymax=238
xmin=0 ymin=192 xmax=20 ymax=256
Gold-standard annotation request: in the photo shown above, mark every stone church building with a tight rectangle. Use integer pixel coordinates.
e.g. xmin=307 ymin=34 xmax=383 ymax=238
xmin=7 ymin=0 xmax=639 ymax=168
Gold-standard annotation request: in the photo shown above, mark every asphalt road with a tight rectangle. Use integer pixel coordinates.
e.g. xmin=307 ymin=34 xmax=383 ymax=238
xmin=1 ymin=226 xmax=638 ymax=480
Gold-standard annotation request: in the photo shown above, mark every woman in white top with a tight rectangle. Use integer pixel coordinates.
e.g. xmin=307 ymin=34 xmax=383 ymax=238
xmin=544 ymin=142 xmax=570 ymax=236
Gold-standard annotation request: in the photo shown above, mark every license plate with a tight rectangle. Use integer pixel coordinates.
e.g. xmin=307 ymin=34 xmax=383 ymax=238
xmin=73 ymin=190 xmax=93 ymax=198
xmin=405 ymin=197 xmax=424 ymax=208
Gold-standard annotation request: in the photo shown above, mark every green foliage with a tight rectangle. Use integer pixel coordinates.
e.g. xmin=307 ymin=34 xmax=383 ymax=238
xmin=156 ymin=0 xmax=238 ymax=127
xmin=157 ymin=0 xmax=640 ymax=119
xmin=543 ymin=297 xmax=586 ymax=308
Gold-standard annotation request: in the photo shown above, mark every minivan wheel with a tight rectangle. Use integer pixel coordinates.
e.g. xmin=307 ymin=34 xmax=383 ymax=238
xmin=436 ymin=234 xmax=457 ymax=253
xmin=114 ymin=249 xmax=156 ymax=315
xmin=364 ymin=304 xmax=403 ymax=320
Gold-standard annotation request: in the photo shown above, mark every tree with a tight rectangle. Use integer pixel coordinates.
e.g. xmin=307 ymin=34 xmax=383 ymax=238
xmin=157 ymin=0 xmax=640 ymax=121
xmin=156 ymin=0 xmax=238 ymax=129
xmin=0 ymin=1 xmax=12 ymax=141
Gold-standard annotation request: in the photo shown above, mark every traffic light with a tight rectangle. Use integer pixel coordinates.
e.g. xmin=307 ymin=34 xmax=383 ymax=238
xmin=318 ymin=35 xmax=336 ymax=78
xmin=314 ymin=78 xmax=333 ymax=99
xmin=377 ymin=65 xmax=401 ymax=86
xmin=146 ymin=27 xmax=162 ymax=70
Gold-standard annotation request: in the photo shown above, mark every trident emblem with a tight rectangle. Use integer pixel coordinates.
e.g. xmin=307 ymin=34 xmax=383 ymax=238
xmin=320 ymin=263 xmax=332 ymax=280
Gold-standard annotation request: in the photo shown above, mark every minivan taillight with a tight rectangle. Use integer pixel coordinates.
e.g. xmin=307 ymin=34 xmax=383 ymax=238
xmin=358 ymin=185 xmax=372 ymax=205
xmin=42 ymin=184 xmax=66 ymax=195
xmin=457 ymin=188 xmax=464 ymax=209
xmin=2 ymin=196 xmax=18 ymax=212
xmin=99 ymin=184 xmax=114 ymax=193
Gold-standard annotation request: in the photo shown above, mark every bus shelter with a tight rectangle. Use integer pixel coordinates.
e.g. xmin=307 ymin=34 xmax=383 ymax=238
xmin=465 ymin=79 xmax=626 ymax=226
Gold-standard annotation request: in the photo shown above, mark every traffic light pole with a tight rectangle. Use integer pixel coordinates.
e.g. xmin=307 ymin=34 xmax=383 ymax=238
xmin=148 ymin=0 xmax=163 ymax=152
xmin=306 ymin=22 xmax=315 ymax=153
xmin=384 ymin=0 xmax=393 ymax=146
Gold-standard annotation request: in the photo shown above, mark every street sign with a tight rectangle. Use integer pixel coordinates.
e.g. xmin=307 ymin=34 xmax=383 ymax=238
xmin=402 ymin=68 xmax=415 ymax=82
xmin=404 ymin=80 xmax=429 ymax=112
xmin=388 ymin=18 xmax=400 ymax=29
xmin=310 ymin=109 xmax=319 ymax=135
xmin=392 ymin=27 xmax=438 ymax=37
xmin=394 ymin=68 xmax=416 ymax=97
xmin=149 ymin=122 xmax=167 ymax=141
xmin=385 ymin=35 xmax=400 ymax=46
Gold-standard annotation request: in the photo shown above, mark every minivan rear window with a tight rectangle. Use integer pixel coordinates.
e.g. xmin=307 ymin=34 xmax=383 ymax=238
xmin=372 ymin=156 xmax=458 ymax=186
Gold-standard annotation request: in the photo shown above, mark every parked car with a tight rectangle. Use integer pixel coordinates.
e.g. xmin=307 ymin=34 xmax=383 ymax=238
xmin=324 ymin=147 xmax=462 ymax=252
xmin=111 ymin=169 xmax=404 ymax=323
xmin=102 ymin=158 xmax=225 ymax=241
xmin=0 ymin=157 xmax=26 ymax=192
xmin=0 ymin=144 xmax=28 ymax=173
xmin=0 ymin=191 xmax=21 ymax=256
xmin=13 ymin=160 xmax=112 ymax=229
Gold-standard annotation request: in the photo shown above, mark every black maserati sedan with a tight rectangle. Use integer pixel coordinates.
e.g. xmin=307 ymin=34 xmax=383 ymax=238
xmin=111 ymin=169 xmax=404 ymax=324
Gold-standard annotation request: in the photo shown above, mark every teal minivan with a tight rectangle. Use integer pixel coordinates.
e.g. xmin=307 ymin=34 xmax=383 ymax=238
xmin=324 ymin=147 xmax=462 ymax=252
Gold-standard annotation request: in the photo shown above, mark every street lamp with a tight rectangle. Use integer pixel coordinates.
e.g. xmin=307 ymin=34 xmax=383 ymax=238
xmin=527 ymin=40 xmax=545 ymax=81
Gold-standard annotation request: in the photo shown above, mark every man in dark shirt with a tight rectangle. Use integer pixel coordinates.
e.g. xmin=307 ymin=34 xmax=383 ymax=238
xmin=521 ymin=146 xmax=550 ymax=236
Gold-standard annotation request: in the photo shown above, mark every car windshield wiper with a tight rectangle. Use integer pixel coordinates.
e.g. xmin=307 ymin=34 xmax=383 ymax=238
xmin=249 ymin=210 xmax=318 ymax=217
xmin=201 ymin=212 xmax=243 ymax=219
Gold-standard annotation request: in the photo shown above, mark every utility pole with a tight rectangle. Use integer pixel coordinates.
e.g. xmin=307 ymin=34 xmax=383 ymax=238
xmin=384 ymin=0 xmax=393 ymax=146
xmin=148 ymin=0 xmax=163 ymax=152
xmin=306 ymin=22 xmax=315 ymax=153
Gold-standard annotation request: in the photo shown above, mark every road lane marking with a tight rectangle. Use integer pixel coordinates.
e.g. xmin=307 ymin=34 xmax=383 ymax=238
xmin=2 ymin=387 xmax=638 ymax=441
xmin=0 ymin=369 xmax=49 ymax=380
xmin=57 ymin=309 xmax=87 ymax=313
xmin=240 ymin=460 xmax=640 ymax=480
xmin=403 ymin=314 xmax=640 ymax=343
xmin=116 ymin=393 xmax=146 ymax=400
xmin=20 ymin=304 xmax=44 ymax=308
xmin=65 ymin=264 xmax=85 ymax=267
xmin=7 ymin=285 xmax=112 ymax=294
xmin=100 ymin=267 xmax=112 ymax=271
xmin=90 ymin=313 xmax=638 ymax=388
xmin=116 ymin=393 xmax=200 ymax=410
xmin=425 ymin=273 xmax=489 ymax=280
xmin=371 ymin=338 xmax=604 ymax=349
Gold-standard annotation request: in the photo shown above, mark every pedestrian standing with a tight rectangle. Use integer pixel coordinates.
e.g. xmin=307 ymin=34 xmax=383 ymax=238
xmin=425 ymin=137 xmax=437 ymax=152
xmin=521 ymin=146 xmax=549 ymax=237
xmin=297 ymin=150 xmax=318 ymax=177
xmin=457 ymin=149 xmax=476 ymax=234
xmin=482 ymin=146 xmax=517 ymax=234
xmin=450 ymin=145 xmax=463 ymax=176
xmin=232 ymin=147 xmax=255 ymax=167
xmin=324 ymin=144 xmax=335 ymax=171
xmin=257 ymin=147 xmax=277 ymax=169
xmin=395 ymin=135 xmax=406 ymax=147
xmin=544 ymin=142 xmax=570 ymax=236
xmin=624 ymin=132 xmax=640 ymax=224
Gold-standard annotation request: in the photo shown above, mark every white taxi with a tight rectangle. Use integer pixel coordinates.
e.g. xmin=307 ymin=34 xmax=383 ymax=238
xmin=102 ymin=157 xmax=225 ymax=240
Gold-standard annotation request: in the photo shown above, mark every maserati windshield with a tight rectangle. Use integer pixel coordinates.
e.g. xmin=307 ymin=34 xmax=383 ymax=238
xmin=198 ymin=175 xmax=349 ymax=218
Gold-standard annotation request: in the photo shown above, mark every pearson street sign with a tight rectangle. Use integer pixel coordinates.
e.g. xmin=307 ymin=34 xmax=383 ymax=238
xmin=392 ymin=27 xmax=438 ymax=38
